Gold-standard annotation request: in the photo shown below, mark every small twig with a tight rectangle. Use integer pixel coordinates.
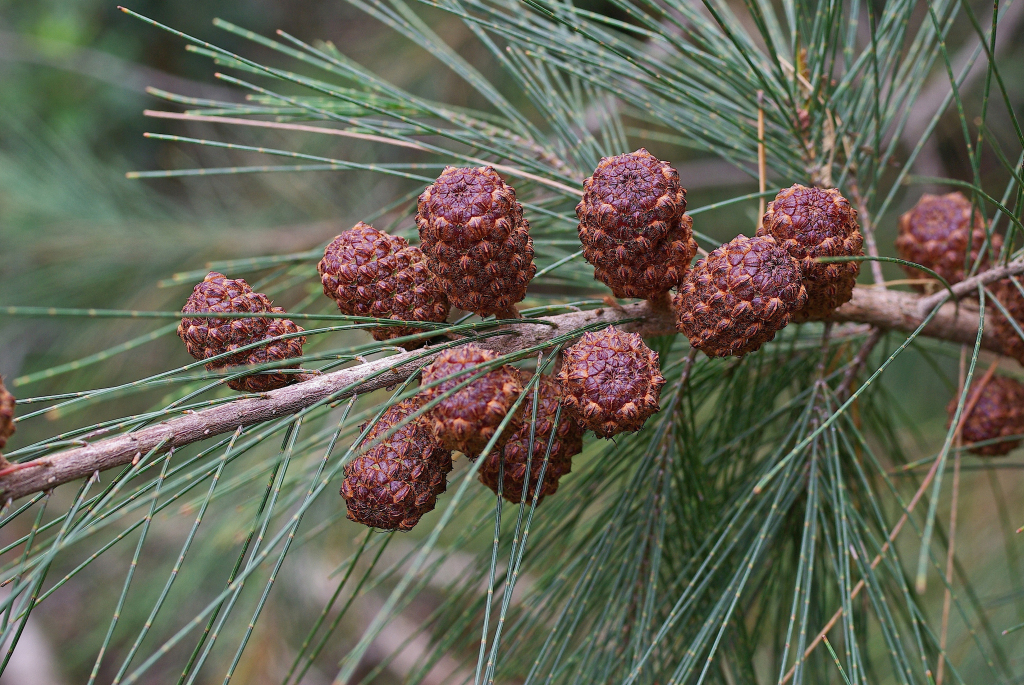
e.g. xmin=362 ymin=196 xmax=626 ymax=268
xmin=847 ymin=177 xmax=886 ymax=287
xmin=836 ymin=327 xmax=884 ymax=401
xmin=646 ymin=292 xmax=673 ymax=314
xmin=920 ymin=259 xmax=1024 ymax=312
xmin=757 ymin=91 xmax=767 ymax=226
xmin=495 ymin=306 xmax=523 ymax=321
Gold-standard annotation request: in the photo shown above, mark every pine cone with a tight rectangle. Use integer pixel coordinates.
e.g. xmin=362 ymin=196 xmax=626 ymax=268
xmin=420 ymin=344 xmax=524 ymax=456
xmin=318 ymin=223 xmax=449 ymax=349
xmin=557 ymin=326 xmax=665 ymax=438
xmin=947 ymin=375 xmax=1024 ymax=456
xmin=416 ymin=166 xmax=536 ymax=316
xmin=478 ymin=375 xmax=585 ymax=503
xmin=341 ymin=397 xmax=453 ymax=530
xmin=989 ymin=277 xmax=1024 ymax=365
xmin=896 ymin=192 xmax=1001 ymax=290
xmin=758 ymin=184 xmax=863 ymax=321
xmin=178 ymin=272 xmax=306 ymax=393
xmin=675 ymin=235 xmax=807 ymax=357
xmin=576 ymin=149 xmax=697 ymax=299
xmin=0 ymin=376 xmax=15 ymax=452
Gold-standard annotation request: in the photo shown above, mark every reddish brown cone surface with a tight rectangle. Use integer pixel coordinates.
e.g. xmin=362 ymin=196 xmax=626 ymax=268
xmin=341 ymin=398 xmax=453 ymax=531
xmin=478 ymin=375 xmax=585 ymax=503
xmin=318 ymin=223 xmax=449 ymax=348
xmin=675 ymin=235 xmax=807 ymax=357
xmin=989 ymin=277 xmax=1024 ymax=365
xmin=557 ymin=326 xmax=665 ymax=438
xmin=896 ymin=192 xmax=1001 ymax=290
xmin=576 ymin=149 xmax=697 ymax=299
xmin=758 ymin=184 xmax=863 ymax=321
xmin=178 ymin=272 xmax=306 ymax=392
xmin=420 ymin=344 xmax=524 ymax=456
xmin=0 ymin=376 xmax=15 ymax=452
xmin=947 ymin=376 xmax=1024 ymax=456
xmin=416 ymin=166 xmax=536 ymax=316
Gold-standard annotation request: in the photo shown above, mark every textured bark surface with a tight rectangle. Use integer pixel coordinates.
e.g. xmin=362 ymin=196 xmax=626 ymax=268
xmin=0 ymin=283 xmax=1015 ymax=501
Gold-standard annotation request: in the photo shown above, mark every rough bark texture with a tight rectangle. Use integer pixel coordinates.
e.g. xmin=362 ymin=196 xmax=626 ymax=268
xmin=0 ymin=281 xmax=1015 ymax=501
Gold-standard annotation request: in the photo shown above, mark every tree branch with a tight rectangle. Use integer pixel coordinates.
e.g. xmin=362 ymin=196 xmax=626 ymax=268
xmin=1 ymin=280 xmax=1016 ymax=502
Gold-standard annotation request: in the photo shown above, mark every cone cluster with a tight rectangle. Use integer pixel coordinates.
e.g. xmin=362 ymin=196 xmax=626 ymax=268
xmin=341 ymin=398 xmax=453 ymax=531
xmin=318 ymin=222 xmax=449 ymax=348
xmin=173 ymin=151 xmax=1024 ymax=530
xmin=177 ymin=272 xmax=306 ymax=392
xmin=947 ymin=376 xmax=1024 ymax=457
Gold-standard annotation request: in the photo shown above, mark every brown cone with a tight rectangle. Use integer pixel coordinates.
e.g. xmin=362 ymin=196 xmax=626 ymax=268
xmin=478 ymin=375 xmax=585 ymax=503
xmin=989 ymin=277 xmax=1024 ymax=365
xmin=557 ymin=326 xmax=665 ymax=438
xmin=420 ymin=344 xmax=524 ymax=456
xmin=758 ymin=184 xmax=863 ymax=321
xmin=178 ymin=272 xmax=306 ymax=392
xmin=896 ymin=192 xmax=1001 ymax=290
xmin=0 ymin=376 xmax=15 ymax=453
xmin=416 ymin=166 xmax=536 ymax=316
xmin=341 ymin=397 xmax=453 ymax=531
xmin=675 ymin=235 xmax=807 ymax=357
xmin=947 ymin=375 xmax=1024 ymax=456
xmin=318 ymin=223 xmax=449 ymax=348
xmin=576 ymin=149 xmax=697 ymax=299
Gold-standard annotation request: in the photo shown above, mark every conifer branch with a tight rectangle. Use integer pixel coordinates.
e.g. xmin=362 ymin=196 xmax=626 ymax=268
xmin=3 ymin=273 xmax=1022 ymax=502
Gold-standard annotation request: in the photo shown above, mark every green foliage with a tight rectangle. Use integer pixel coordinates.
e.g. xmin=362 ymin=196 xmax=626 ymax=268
xmin=1 ymin=0 xmax=1023 ymax=683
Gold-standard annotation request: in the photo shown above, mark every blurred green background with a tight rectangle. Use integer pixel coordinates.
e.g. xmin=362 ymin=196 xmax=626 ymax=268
xmin=2 ymin=1 xmax=1024 ymax=683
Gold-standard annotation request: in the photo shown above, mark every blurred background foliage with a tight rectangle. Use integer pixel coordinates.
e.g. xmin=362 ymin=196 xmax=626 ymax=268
xmin=1 ymin=0 xmax=1023 ymax=683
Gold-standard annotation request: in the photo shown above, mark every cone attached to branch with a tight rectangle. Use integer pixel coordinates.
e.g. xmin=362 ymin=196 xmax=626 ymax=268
xmin=478 ymin=374 xmax=585 ymax=503
xmin=341 ymin=397 xmax=453 ymax=531
xmin=318 ymin=222 xmax=450 ymax=348
xmin=416 ymin=166 xmax=536 ymax=318
xmin=758 ymin=184 xmax=863 ymax=321
xmin=948 ymin=375 xmax=1024 ymax=456
xmin=557 ymin=326 xmax=665 ymax=438
xmin=675 ymin=235 xmax=807 ymax=357
xmin=576 ymin=149 xmax=697 ymax=301
xmin=178 ymin=272 xmax=306 ymax=392
xmin=896 ymin=192 xmax=1001 ymax=290
xmin=420 ymin=343 xmax=524 ymax=456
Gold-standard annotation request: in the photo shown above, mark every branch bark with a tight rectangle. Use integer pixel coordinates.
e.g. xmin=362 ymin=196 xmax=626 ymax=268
xmin=2 ymin=277 xmax=1019 ymax=502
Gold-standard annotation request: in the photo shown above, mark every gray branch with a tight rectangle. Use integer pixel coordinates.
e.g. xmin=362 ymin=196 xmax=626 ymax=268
xmin=1 ymin=279 xmax=1018 ymax=502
